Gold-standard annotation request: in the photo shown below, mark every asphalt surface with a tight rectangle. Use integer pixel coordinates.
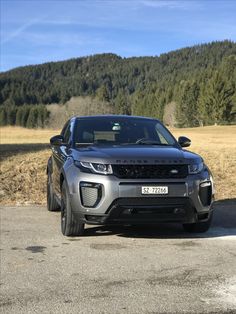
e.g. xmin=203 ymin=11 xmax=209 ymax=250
xmin=1 ymin=200 xmax=236 ymax=314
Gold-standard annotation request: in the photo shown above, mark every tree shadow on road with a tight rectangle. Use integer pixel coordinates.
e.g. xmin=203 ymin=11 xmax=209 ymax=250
xmin=0 ymin=143 xmax=50 ymax=158
xmin=82 ymin=198 xmax=236 ymax=239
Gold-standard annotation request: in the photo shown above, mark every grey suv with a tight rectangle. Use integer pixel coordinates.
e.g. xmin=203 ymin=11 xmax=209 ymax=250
xmin=47 ymin=115 xmax=214 ymax=236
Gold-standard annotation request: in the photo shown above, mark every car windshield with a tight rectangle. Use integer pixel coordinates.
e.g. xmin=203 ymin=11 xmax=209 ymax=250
xmin=74 ymin=118 xmax=176 ymax=146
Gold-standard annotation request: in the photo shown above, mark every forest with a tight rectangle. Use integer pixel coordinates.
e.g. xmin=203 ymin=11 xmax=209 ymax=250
xmin=0 ymin=40 xmax=235 ymax=128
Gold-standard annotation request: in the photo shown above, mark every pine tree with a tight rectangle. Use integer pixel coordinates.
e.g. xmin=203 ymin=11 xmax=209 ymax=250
xmin=176 ymin=81 xmax=200 ymax=127
xmin=96 ymin=85 xmax=110 ymax=102
xmin=6 ymin=107 xmax=17 ymax=125
xmin=131 ymin=90 xmax=145 ymax=116
xmin=16 ymin=107 xmax=23 ymax=126
xmin=42 ymin=106 xmax=50 ymax=127
xmin=26 ymin=107 xmax=38 ymax=128
xmin=198 ymin=71 xmax=234 ymax=125
xmin=115 ymin=90 xmax=131 ymax=115
xmin=36 ymin=105 xmax=49 ymax=128
xmin=21 ymin=105 xmax=31 ymax=127
xmin=0 ymin=107 xmax=7 ymax=126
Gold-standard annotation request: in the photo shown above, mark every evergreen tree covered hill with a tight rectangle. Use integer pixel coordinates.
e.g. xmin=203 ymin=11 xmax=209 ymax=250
xmin=0 ymin=40 xmax=236 ymax=127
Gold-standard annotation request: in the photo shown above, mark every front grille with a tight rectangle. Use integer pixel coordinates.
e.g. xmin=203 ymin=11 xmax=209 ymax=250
xmin=112 ymin=164 xmax=188 ymax=179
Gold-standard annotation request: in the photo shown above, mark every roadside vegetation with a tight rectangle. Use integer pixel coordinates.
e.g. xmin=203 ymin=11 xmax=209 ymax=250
xmin=0 ymin=125 xmax=235 ymax=205
xmin=0 ymin=41 xmax=236 ymax=128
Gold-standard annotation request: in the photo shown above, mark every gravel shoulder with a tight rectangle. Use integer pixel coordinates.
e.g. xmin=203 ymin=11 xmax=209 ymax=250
xmin=0 ymin=200 xmax=236 ymax=314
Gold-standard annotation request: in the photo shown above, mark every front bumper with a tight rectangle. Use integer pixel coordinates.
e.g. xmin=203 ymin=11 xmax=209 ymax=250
xmin=65 ymin=165 xmax=214 ymax=225
xmin=81 ymin=197 xmax=198 ymax=225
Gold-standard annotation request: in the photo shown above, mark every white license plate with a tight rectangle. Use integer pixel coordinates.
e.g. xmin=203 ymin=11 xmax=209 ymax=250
xmin=141 ymin=186 xmax=169 ymax=195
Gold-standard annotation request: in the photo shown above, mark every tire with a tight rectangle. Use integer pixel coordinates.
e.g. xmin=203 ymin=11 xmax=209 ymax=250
xmin=61 ymin=181 xmax=85 ymax=236
xmin=47 ymin=173 xmax=60 ymax=212
xmin=183 ymin=212 xmax=213 ymax=233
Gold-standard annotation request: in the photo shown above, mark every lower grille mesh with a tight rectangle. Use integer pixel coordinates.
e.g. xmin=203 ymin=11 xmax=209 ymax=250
xmin=80 ymin=187 xmax=98 ymax=207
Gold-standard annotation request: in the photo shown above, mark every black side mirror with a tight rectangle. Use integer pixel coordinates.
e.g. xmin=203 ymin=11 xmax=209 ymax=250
xmin=50 ymin=135 xmax=64 ymax=146
xmin=178 ymin=136 xmax=191 ymax=148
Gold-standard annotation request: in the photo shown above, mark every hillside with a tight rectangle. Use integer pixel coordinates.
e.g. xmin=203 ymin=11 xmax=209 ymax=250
xmin=0 ymin=40 xmax=236 ymax=127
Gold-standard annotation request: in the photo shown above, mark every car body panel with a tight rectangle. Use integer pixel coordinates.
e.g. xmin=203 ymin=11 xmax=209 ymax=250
xmin=72 ymin=146 xmax=202 ymax=165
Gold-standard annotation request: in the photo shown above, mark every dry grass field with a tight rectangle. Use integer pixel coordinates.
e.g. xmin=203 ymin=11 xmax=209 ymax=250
xmin=0 ymin=127 xmax=59 ymax=205
xmin=0 ymin=126 xmax=58 ymax=144
xmin=171 ymin=125 xmax=236 ymax=201
xmin=0 ymin=125 xmax=235 ymax=205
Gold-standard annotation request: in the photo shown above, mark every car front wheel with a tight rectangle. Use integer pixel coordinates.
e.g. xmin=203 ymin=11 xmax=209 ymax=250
xmin=61 ymin=181 xmax=85 ymax=236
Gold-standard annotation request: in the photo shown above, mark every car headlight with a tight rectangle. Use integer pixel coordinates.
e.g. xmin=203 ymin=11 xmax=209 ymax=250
xmin=188 ymin=162 xmax=204 ymax=174
xmin=75 ymin=161 xmax=113 ymax=175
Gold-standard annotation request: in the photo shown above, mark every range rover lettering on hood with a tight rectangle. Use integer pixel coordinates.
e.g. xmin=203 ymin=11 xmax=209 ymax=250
xmin=115 ymin=159 xmax=185 ymax=164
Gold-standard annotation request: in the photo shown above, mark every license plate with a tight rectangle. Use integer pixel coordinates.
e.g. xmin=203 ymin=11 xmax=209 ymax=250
xmin=141 ymin=186 xmax=168 ymax=195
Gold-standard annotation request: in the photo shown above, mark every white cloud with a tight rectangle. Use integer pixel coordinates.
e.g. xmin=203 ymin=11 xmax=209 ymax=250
xmin=1 ymin=16 xmax=46 ymax=45
xmin=140 ymin=0 xmax=200 ymax=10
xmin=16 ymin=31 xmax=104 ymax=48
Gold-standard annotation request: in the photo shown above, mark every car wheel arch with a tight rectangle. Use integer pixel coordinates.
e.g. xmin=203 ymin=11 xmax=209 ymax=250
xmin=59 ymin=170 xmax=71 ymax=194
xmin=60 ymin=173 xmax=65 ymax=191
xmin=47 ymin=156 xmax=53 ymax=175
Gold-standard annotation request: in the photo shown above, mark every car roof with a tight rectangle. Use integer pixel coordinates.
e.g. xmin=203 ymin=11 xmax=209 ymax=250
xmin=72 ymin=115 xmax=160 ymax=122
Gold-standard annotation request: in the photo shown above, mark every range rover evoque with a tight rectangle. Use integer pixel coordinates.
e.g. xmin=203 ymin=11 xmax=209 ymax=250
xmin=47 ymin=115 xmax=214 ymax=236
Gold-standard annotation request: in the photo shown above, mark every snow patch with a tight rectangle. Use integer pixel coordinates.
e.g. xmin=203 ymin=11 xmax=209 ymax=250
xmin=216 ymin=277 xmax=236 ymax=307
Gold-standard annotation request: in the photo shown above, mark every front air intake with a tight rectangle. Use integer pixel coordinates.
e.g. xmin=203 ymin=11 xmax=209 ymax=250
xmin=80 ymin=182 xmax=102 ymax=208
xmin=199 ymin=181 xmax=212 ymax=206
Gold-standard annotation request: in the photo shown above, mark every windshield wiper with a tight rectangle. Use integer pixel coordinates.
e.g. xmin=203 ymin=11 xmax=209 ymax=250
xmin=75 ymin=141 xmax=171 ymax=147
xmin=75 ymin=141 xmax=113 ymax=147
xmin=75 ymin=142 xmax=94 ymax=147
xmin=135 ymin=139 xmax=170 ymax=146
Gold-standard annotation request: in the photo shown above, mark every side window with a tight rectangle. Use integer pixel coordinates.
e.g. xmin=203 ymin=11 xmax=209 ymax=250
xmin=61 ymin=122 xmax=69 ymax=137
xmin=156 ymin=129 xmax=168 ymax=144
xmin=155 ymin=123 xmax=175 ymax=145
xmin=64 ymin=123 xmax=72 ymax=144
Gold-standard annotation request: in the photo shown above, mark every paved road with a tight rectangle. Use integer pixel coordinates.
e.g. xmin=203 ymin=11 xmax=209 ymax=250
xmin=1 ymin=201 xmax=236 ymax=314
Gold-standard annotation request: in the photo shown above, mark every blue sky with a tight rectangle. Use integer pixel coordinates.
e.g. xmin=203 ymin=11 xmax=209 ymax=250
xmin=1 ymin=0 xmax=236 ymax=71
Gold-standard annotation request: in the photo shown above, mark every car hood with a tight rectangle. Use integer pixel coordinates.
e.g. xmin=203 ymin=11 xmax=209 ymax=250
xmin=72 ymin=145 xmax=202 ymax=165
